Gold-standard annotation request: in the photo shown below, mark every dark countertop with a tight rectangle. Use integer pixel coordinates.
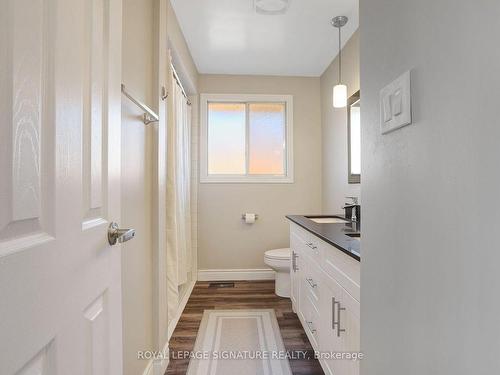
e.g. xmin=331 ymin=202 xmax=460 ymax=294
xmin=286 ymin=215 xmax=361 ymax=261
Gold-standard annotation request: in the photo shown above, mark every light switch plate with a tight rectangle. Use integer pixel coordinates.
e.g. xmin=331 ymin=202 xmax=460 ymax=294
xmin=380 ymin=70 xmax=412 ymax=134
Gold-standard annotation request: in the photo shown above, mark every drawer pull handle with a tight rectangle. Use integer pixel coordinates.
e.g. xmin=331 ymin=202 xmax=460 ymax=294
xmin=306 ymin=242 xmax=317 ymax=250
xmin=332 ymin=297 xmax=346 ymax=336
xmin=292 ymin=251 xmax=299 ymax=272
xmin=306 ymin=320 xmax=316 ymax=333
xmin=306 ymin=278 xmax=317 ymax=288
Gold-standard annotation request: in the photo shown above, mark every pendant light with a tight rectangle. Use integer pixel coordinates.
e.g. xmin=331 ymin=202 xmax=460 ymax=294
xmin=331 ymin=16 xmax=348 ymax=108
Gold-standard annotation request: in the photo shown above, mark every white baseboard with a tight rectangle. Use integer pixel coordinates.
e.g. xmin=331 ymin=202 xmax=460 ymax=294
xmin=141 ymin=328 xmax=170 ymax=375
xmin=141 ymin=342 xmax=169 ymax=375
xmin=153 ymin=338 xmax=170 ymax=375
xmin=142 ymin=360 xmax=154 ymax=375
xmin=167 ymin=280 xmax=196 ymax=340
xmin=197 ymin=268 xmax=275 ymax=281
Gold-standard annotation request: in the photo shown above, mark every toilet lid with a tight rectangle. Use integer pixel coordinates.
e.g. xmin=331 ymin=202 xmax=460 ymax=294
xmin=264 ymin=248 xmax=290 ymax=260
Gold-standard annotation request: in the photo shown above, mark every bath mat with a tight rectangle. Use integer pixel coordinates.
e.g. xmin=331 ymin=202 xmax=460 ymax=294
xmin=186 ymin=309 xmax=292 ymax=375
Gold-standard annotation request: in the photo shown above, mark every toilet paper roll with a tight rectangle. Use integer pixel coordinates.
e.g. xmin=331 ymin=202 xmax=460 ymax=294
xmin=244 ymin=213 xmax=256 ymax=224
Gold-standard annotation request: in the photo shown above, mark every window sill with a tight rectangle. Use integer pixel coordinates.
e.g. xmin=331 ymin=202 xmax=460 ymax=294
xmin=200 ymin=176 xmax=294 ymax=184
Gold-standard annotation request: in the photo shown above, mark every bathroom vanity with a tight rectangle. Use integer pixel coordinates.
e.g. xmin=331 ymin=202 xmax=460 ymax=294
xmin=286 ymin=215 xmax=360 ymax=375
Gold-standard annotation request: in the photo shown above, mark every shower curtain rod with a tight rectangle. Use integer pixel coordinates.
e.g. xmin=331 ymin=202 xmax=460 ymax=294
xmin=171 ymin=64 xmax=192 ymax=106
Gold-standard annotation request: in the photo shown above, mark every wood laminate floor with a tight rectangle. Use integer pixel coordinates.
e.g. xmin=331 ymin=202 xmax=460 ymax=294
xmin=165 ymin=280 xmax=324 ymax=375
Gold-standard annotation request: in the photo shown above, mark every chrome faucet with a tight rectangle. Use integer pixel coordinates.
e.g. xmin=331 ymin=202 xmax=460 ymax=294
xmin=342 ymin=196 xmax=359 ymax=222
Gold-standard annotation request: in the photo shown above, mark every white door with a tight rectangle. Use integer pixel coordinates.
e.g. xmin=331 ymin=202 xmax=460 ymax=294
xmin=0 ymin=0 xmax=123 ymax=374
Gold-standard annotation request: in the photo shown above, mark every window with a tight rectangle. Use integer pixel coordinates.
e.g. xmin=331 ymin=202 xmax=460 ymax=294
xmin=200 ymin=94 xmax=293 ymax=183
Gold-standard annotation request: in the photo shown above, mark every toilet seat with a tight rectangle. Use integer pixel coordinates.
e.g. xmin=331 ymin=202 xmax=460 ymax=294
xmin=264 ymin=248 xmax=290 ymax=260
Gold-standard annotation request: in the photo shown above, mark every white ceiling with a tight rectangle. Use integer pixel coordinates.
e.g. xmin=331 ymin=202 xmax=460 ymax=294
xmin=170 ymin=0 xmax=359 ymax=77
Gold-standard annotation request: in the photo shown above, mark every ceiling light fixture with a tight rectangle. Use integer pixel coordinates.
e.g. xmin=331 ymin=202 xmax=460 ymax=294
xmin=254 ymin=0 xmax=290 ymax=15
xmin=331 ymin=16 xmax=348 ymax=108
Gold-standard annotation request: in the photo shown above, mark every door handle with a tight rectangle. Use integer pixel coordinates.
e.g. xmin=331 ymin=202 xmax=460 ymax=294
xmin=108 ymin=222 xmax=136 ymax=245
xmin=332 ymin=297 xmax=346 ymax=336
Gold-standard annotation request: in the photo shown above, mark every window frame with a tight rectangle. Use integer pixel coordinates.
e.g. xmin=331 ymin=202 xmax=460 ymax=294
xmin=200 ymin=93 xmax=294 ymax=183
xmin=347 ymin=90 xmax=361 ymax=184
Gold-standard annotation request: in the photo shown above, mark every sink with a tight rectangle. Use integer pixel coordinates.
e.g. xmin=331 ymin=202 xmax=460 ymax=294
xmin=306 ymin=216 xmax=349 ymax=224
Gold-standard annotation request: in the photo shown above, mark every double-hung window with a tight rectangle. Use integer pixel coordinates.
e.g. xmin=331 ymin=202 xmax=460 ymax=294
xmin=200 ymin=94 xmax=293 ymax=183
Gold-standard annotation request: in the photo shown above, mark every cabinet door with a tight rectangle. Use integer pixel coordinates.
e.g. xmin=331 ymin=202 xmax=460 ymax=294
xmin=318 ymin=273 xmax=345 ymax=375
xmin=340 ymin=290 xmax=360 ymax=375
xmin=297 ymin=257 xmax=312 ymax=324
xmin=290 ymin=249 xmax=300 ymax=309
xmin=290 ymin=231 xmax=303 ymax=311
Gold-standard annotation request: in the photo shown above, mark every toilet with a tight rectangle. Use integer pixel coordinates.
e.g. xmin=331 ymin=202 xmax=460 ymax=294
xmin=264 ymin=248 xmax=291 ymax=298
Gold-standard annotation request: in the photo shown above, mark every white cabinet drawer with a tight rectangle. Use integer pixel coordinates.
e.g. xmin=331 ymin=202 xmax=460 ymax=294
xmin=301 ymin=255 xmax=321 ymax=303
xmin=301 ymin=291 xmax=320 ymax=350
xmin=301 ymin=256 xmax=321 ymax=310
xmin=298 ymin=259 xmax=323 ymax=350
xmin=290 ymin=223 xmax=321 ymax=266
xmin=319 ymin=238 xmax=360 ymax=302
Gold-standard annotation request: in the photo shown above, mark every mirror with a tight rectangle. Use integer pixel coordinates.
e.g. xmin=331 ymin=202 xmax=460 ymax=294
xmin=348 ymin=91 xmax=360 ymax=183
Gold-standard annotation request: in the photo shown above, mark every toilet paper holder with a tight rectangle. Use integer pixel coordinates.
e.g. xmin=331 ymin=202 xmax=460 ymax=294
xmin=241 ymin=213 xmax=259 ymax=220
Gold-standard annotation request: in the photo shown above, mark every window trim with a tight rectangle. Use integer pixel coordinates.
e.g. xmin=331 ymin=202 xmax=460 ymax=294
xmin=200 ymin=93 xmax=294 ymax=184
xmin=347 ymin=90 xmax=361 ymax=184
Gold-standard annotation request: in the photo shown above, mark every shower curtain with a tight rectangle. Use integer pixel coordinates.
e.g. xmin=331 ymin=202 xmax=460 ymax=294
xmin=166 ymin=72 xmax=192 ymax=322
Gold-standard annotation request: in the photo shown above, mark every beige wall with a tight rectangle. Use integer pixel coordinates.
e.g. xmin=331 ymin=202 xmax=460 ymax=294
xmin=121 ymin=1 xmax=155 ymax=375
xmin=121 ymin=1 xmax=198 ymax=375
xmin=197 ymin=75 xmax=322 ymax=270
xmin=320 ymin=31 xmax=360 ymax=213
